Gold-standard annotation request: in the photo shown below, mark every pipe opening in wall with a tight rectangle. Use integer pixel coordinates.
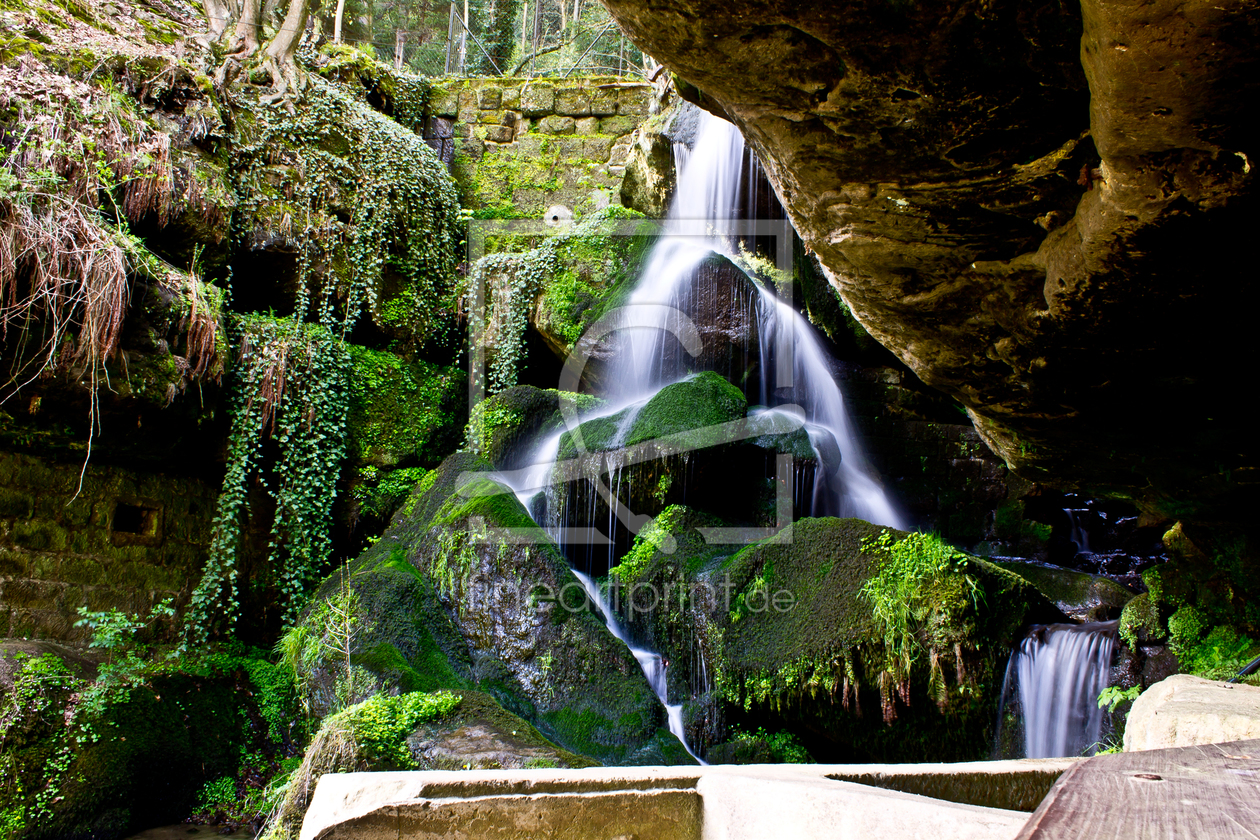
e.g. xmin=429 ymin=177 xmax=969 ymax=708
xmin=112 ymin=502 xmax=159 ymax=536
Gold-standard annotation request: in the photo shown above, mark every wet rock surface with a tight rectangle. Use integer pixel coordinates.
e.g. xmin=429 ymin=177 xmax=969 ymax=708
xmin=599 ymin=0 xmax=1260 ymax=522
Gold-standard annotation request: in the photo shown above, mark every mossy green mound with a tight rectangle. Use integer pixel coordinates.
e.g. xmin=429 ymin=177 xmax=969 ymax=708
xmin=558 ymin=372 xmax=746 ymax=458
xmin=0 ymin=651 xmax=298 ymax=840
xmin=608 ymin=515 xmax=1060 ymax=762
xmin=285 ymin=452 xmax=677 ymax=766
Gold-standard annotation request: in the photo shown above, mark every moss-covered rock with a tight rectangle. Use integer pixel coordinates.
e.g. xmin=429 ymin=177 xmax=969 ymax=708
xmin=0 ymin=650 xmax=299 ymax=840
xmin=286 ymin=452 xmax=676 ymax=766
xmin=995 ymin=560 xmax=1135 ymax=623
xmin=607 ymin=515 xmax=1061 ymax=762
xmin=472 ymin=207 xmax=656 ymax=391
xmin=261 ymin=687 xmax=601 ymax=839
xmin=463 ymin=386 xmax=604 ymax=470
xmin=230 ymin=78 xmax=461 ymax=351
xmin=558 ymin=372 xmax=746 ymax=457
xmin=346 ymin=347 xmax=465 ymax=470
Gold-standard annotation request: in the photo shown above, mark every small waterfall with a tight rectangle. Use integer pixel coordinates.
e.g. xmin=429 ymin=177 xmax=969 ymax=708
xmin=571 ymin=569 xmax=706 ymax=764
xmin=1064 ymin=508 xmax=1091 ymax=554
xmin=495 ymin=108 xmax=906 ymax=764
xmin=997 ymin=621 xmax=1118 ymax=758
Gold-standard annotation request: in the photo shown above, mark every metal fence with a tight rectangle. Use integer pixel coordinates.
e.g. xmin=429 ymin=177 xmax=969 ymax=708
xmin=329 ymin=1 xmax=649 ymax=79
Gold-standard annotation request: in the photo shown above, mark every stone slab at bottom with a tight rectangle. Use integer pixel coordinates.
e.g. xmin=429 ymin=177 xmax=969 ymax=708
xmin=1124 ymin=674 xmax=1260 ymax=751
xmin=300 ymin=760 xmax=1076 ymax=840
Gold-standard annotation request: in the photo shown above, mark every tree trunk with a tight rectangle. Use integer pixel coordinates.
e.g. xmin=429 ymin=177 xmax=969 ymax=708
xmin=332 ymin=0 xmax=345 ymax=42
xmin=261 ymin=0 xmax=309 ymax=105
xmin=204 ymin=0 xmax=232 ymax=40
xmin=394 ymin=28 xmax=405 ymax=71
xmin=227 ymin=0 xmax=261 ymax=56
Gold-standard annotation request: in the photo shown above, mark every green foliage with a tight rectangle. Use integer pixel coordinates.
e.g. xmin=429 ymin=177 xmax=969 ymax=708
xmin=723 ymin=726 xmax=812 ymax=764
xmin=0 ymin=639 xmax=300 ymax=839
xmin=231 ymin=79 xmax=461 ymax=348
xmin=327 ymin=691 xmax=461 ymax=768
xmin=1176 ymin=625 xmax=1259 ymax=681
xmin=353 ymin=466 xmax=430 ymax=519
xmin=184 ymin=315 xmax=352 ymax=643
xmin=468 ymin=208 xmax=652 ymax=392
xmin=1097 ymin=684 xmax=1142 ymax=714
xmin=860 ymin=531 xmax=979 ymax=683
xmin=1167 ymin=604 xmax=1209 ymax=652
xmin=75 ymin=597 xmax=174 ymax=664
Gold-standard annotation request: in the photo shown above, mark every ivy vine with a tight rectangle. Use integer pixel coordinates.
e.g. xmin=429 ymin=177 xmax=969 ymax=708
xmin=184 ymin=315 xmax=351 ymax=643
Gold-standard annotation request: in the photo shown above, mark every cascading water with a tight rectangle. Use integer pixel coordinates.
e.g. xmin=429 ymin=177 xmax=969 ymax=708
xmin=609 ymin=110 xmax=903 ymax=529
xmin=570 ymin=569 xmax=705 ymax=764
xmin=996 ymin=621 xmax=1118 ymax=758
xmin=500 ymin=109 xmax=903 ymax=762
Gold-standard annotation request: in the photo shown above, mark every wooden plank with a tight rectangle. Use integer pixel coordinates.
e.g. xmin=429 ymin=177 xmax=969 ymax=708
xmin=1016 ymin=739 xmax=1260 ymax=839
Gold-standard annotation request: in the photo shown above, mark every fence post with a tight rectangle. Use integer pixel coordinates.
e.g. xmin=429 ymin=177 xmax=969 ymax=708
xmin=531 ymin=0 xmax=541 ymax=76
xmin=444 ymin=1 xmax=457 ymax=74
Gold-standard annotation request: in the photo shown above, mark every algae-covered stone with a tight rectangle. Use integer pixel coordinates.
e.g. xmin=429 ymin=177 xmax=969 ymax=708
xmin=520 ymin=84 xmax=556 ymax=115
xmin=610 ymin=516 xmax=1061 ymax=762
xmin=290 ymin=452 xmax=674 ymax=765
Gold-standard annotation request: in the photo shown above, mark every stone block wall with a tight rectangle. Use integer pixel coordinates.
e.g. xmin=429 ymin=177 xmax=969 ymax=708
xmin=427 ymin=77 xmax=655 ymax=218
xmin=0 ymin=450 xmax=216 ymax=643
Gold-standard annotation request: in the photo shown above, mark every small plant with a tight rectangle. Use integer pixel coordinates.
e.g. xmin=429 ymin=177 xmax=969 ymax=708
xmin=858 ymin=531 xmax=981 ymax=723
xmin=1097 ymin=684 xmax=1142 ymax=714
xmin=725 ymin=725 xmax=812 ymax=764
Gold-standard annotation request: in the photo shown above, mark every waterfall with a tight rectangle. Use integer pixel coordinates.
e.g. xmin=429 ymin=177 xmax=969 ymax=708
xmin=498 ymin=108 xmax=904 ymax=763
xmin=571 ymin=569 xmax=706 ymax=764
xmin=997 ymin=621 xmax=1118 ymax=758
xmin=609 ymin=110 xmax=903 ymax=529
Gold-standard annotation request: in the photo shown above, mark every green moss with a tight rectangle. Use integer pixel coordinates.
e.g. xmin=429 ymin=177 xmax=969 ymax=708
xmin=328 ymin=691 xmax=460 ymax=768
xmin=558 ymin=372 xmax=746 ymax=457
xmin=464 ymin=386 xmax=604 ymax=468
xmin=0 ymin=649 xmax=299 ymax=840
xmin=345 ymin=344 xmax=466 ymax=468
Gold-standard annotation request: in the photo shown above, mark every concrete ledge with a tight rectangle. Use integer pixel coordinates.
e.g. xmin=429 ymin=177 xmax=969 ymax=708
xmin=301 ymin=761 xmax=1076 ymax=840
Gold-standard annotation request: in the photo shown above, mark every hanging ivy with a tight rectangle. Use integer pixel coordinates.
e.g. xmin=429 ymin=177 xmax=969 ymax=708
xmin=185 ymin=74 xmax=464 ymax=644
xmin=184 ymin=315 xmax=352 ymax=643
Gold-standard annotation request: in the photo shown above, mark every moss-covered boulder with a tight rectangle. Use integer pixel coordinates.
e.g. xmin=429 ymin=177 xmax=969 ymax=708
xmin=472 ymin=207 xmax=656 ymax=392
xmin=995 ymin=560 xmax=1135 ymax=623
xmin=558 ymin=372 xmax=746 ymax=456
xmin=287 ymin=452 xmax=682 ymax=766
xmin=262 ymin=688 xmax=596 ymax=840
xmin=0 ymin=650 xmax=298 ymax=840
xmin=464 ymin=386 xmax=604 ymax=471
xmin=229 ymin=78 xmax=461 ymax=351
xmin=549 ymin=376 xmax=820 ymax=554
xmin=606 ymin=514 xmax=1061 ymax=762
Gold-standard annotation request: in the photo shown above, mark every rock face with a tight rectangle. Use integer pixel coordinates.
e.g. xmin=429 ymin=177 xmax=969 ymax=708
xmin=608 ymin=511 xmax=1062 ymax=762
xmin=599 ymin=0 xmax=1259 ymax=519
xmin=290 ymin=452 xmax=689 ymax=766
xmin=1124 ymin=674 xmax=1260 ymax=751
